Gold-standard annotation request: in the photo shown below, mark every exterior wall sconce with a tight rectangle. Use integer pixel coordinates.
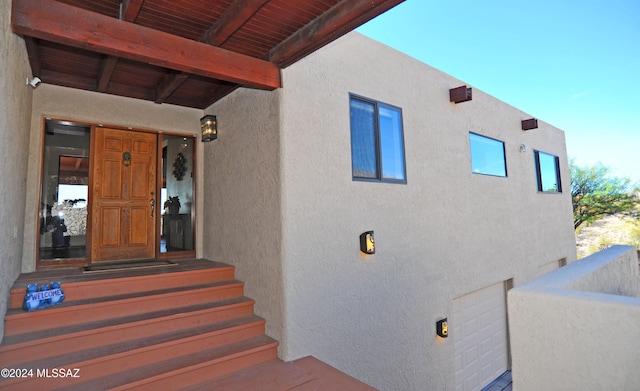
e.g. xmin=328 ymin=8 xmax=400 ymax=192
xmin=521 ymin=118 xmax=538 ymax=131
xmin=520 ymin=144 xmax=529 ymax=153
xmin=201 ymin=115 xmax=217 ymax=142
xmin=359 ymin=231 xmax=375 ymax=254
xmin=449 ymin=85 xmax=472 ymax=104
xmin=436 ymin=318 xmax=448 ymax=338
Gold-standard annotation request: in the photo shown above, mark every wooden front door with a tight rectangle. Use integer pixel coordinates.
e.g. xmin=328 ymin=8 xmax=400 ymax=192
xmin=91 ymin=128 xmax=157 ymax=262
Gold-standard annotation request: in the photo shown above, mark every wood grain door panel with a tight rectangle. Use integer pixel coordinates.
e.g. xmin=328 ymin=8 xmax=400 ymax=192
xmin=92 ymin=128 xmax=157 ymax=262
xmin=99 ymin=207 xmax=121 ymax=246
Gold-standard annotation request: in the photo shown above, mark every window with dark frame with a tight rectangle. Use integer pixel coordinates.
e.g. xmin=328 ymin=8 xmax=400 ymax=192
xmin=534 ymin=150 xmax=562 ymax=193
xmin=349 ymin=95 xmax=406 ymax=183
xmin=469 ymin=132 xmax=507 ymax=177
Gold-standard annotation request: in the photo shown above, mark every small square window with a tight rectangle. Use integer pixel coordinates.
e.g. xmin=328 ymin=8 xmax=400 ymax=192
xmin=469 ymin=132 xmax=507 ymax=177
xmin=534 ymin=151 xmax=562 ymax=192
xmin=350 ymin=95 xmax=406 ymax=183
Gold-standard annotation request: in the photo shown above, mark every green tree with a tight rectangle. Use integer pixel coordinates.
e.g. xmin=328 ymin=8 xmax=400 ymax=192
xmin=571 ymin=161 xmax=639 ymax=230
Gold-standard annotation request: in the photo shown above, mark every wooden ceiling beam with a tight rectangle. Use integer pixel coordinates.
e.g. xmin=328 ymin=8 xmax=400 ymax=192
xmin=97 ymin=0 xmax=145 ymax=93
xmin=121 ymin=0 xmax=145 ymax=22
xmin=155 ymin=73 xmax=189 ymax=104
xmin=12 ymin=0 xmax=281 ymax=90
xmin=154 ymin=0 xmax=269 ymax=104
xmin=269 ymin=0 xmax=405 ymax=68
xmin=202 ymin=0 xmax=269 ymax=46
xmin=97 ymin=55 xmax=119 ymax=92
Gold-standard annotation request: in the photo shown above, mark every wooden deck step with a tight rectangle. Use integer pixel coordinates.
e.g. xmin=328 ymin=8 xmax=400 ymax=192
xmin=9 ymin=259 xmax=234 ymax=309
xmin=1 ymin=260 xmax=370 ymax=389
xmin=61 ymin=336 xmax=279 ymax=391
xmin=4 ymin=280 xmax=245 ymax=336
xmin=0 ymin=297 xmax=255 ymax=367
xmin=0 ymin=316 xmax=268 ymax=390
xmin=1 ymin=260 xmax=286 ymax=390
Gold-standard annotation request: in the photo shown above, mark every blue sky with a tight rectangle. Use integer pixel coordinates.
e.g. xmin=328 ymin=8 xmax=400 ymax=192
xmin=358 ymin=0 xmax=640 ymax=185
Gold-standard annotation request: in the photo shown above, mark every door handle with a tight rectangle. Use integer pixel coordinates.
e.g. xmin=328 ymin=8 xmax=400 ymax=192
xmin=150 ymin=199 xmax=155 ymax=219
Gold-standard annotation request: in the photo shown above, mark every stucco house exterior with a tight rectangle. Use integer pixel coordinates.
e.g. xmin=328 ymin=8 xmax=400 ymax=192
xmin=203 ymin=31 xmax=579 ymax=390
xmin=6 ymin=1 xmax=638 ymax=391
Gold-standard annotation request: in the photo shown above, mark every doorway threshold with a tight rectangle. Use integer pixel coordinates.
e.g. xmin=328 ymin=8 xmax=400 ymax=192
xmin=83 ymin=260 xmax=177 ymax=273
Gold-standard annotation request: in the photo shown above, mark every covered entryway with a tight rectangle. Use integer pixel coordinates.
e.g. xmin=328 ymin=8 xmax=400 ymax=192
xmin=15 ymin=0 xmax=403 ymax=270
xmin=36 ymin=119 xmax=196 ymax=266
xmin=453 ymin=281 xmax=510 ymax=391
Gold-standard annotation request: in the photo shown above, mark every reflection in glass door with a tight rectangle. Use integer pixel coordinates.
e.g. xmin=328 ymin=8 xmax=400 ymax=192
xmin=39 ymin=120 xmax=91 ymax=260
xmin=160 ymin=135 xmax=195 ymax=253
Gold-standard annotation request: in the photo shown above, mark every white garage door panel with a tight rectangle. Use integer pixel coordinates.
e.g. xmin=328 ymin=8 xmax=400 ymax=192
xmin=453 ymin=281 xmax=508 ymax=391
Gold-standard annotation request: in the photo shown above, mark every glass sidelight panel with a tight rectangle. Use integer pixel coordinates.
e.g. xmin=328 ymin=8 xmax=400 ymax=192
xmin=39 ymin=120 xmax=91 ymax=260
xmin=161 ymin=135 xmax=195 ymax=252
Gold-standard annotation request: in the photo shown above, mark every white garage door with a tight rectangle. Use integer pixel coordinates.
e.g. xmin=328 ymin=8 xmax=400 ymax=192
xmin=453 ymin=281 xmax=509 ymax=391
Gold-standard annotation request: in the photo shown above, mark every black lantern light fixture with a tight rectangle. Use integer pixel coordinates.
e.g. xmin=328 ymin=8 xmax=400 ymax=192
xmin=201 ymin=115 xmax=217 ymax=142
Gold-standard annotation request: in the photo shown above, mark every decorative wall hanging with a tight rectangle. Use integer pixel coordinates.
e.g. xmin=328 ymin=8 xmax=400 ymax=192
xmin=173 ymin=153 xmax=187 ymax=180
xmin=22 ymin=282 xmax=65 ymax=311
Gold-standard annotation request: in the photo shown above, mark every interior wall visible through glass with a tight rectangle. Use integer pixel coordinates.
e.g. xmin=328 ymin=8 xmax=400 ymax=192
xmin=161 ymin=135 xmax=195 ymax=253
xmin=39 ymin=120 xmax=91 ymax=260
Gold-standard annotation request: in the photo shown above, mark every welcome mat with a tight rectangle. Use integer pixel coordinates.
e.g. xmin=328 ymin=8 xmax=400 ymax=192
xmin=82 ymin=260 xmax=177 ymax=273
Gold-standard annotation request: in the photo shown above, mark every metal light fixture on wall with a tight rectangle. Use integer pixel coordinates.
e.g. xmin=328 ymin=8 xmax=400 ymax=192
xmin=436 ymin=318 xmax=448 ymax=338
xmin=200 ymin=115 xmax=217 ymax=142
xmin=359 ymin=231 xmax=375 ymax=254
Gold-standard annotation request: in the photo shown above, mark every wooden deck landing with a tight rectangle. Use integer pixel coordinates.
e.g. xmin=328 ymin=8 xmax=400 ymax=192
xmin=184 ymin=357 xmax=375 ymax=391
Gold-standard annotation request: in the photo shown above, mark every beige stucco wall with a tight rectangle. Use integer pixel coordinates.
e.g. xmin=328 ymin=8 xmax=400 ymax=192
xmin=0 ymin=1 xmax=32 ymax=343
xmin=22 ymin=84 xmax=204 ymax=271
xmin=276 ymin=32 xmax=576 ymax=390
xmin=202 ymin=88 xmax=285 ymax=349
xmin=509 ymin=245 xmax=640 ymax=390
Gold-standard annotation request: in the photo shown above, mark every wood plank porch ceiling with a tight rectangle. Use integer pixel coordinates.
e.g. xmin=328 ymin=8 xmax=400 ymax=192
xmin=11 ymin=0 xmax=404 ymax=109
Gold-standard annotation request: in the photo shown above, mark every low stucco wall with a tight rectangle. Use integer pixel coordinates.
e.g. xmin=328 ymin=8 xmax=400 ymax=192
xmin=509 ymin=245 xmax=640 ymax=390
xmin=0 ymin=1 xmax=32 ymax=342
